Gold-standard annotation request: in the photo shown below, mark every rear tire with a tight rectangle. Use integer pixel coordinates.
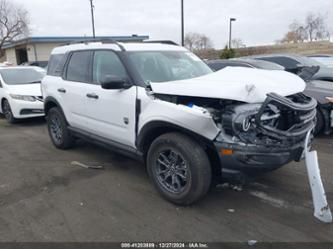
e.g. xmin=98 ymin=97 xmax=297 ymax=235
xmin=2 ymin=99 xmax=17 ymax=124
xmin=46 ymin=107 xmax=74 ymax=149
xmin=147 ymin=132 xmax=212 ymax=205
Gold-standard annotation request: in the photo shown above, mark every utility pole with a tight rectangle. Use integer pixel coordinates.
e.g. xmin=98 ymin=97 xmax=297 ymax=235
xmin=228 ymin=17 xmax=236 ymax=49
xmin=90 ymin=0 xmax=96 ymax=38
xmin=181 ymin=0 xmax=184 ymax=46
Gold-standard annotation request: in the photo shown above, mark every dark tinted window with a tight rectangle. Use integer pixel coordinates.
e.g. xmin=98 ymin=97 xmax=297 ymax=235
xmin=66 ymin=51 xmax=91 ymax=82
xmin=47 ymin=54 xmax=66 ymax=76
xmin=208 ymin=62 xmax=252 ymax=71
xmin=259 ymin=57 xmax=299 ymax=69
xmin=207 ymin=62 xmax=227 ymax=71
xmin=93 ymin=51 xmax=128 ymax=84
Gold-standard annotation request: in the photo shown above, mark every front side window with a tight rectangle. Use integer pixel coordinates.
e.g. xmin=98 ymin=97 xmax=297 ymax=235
xmin=0 ymin=68 xmax=44 ymax=85
xmin=66 ymin=51 xmax=91 ymax=82
xmin=93 ymin=51 xmax=128 ymax=84
xmin=128 ymin=51 xmax=212 ymax=84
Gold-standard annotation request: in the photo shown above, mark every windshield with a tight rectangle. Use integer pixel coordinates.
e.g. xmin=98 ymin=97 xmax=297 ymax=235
xmin=0 ymin=68 xmax=44 ymax=85
xmin=128 ymin=51 xmax=212 ymax=84
xmin=310 ymin=57 xmax=333 ymax=68
xmin=295 ymin=55 xmax=325 ymax=67
xmin=250 ymin=60 xmax=285 ymax=70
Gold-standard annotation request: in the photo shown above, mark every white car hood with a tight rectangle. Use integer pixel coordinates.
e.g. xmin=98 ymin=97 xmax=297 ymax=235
xmin=6 ymin=83 xmax=42 ymax=96
xmin=150 ymin=67 xmax=306 ymax=103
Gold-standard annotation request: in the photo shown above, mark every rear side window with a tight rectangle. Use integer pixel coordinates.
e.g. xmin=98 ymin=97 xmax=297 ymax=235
xmin=47 ymin=54 xmax=66 ymax=76
xmin=65 ymin=51 xmax=91 ymax=82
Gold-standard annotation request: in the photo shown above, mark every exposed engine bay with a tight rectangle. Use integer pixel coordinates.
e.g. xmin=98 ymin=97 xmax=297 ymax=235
xmin=155 ymin=92 xmax=317 ymax=150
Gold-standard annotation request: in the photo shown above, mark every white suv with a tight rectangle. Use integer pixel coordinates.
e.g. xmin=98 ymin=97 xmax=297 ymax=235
xmin=42 ymin=40 xmax=317 ymax=204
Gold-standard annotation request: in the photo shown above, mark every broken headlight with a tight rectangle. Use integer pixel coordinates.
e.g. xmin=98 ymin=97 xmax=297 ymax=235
xmin=222 ymin=103 xmax=281 ymax=136
xmin=222 ymin=104 xmax=261 ymax=135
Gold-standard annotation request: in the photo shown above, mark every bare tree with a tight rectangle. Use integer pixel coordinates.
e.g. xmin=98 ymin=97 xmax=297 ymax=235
xmin=281 ymin=13 xmax=330 ymax=43
xmin=196 ymin=34 xmax=213 ymax=50
xmin=0 ymin=0 xmax=29 ymax=51
xmin=185 ymin=32 xmax=213 ymax=51
xmin=281 ymin=20 xmax=307 ymax=43
xmin=305 ymin=13 xmax=329 ymax=41
xmin=231 ymin=38 xmax=246 ymax=48
xmin=184 ymin=32 xmax=199 ymax=51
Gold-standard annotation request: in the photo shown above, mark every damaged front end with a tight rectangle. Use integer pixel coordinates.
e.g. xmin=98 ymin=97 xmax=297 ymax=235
xmin=215 ymin=93 xmax=317 ymax=172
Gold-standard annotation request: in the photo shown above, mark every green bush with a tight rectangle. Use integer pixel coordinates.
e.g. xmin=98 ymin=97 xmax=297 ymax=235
xmin=219 ymin=46 xmax=236 ymax=59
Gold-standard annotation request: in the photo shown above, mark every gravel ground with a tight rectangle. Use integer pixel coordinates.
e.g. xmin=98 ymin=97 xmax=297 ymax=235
xmin=0 ymin=117 xmax=332 ymax=242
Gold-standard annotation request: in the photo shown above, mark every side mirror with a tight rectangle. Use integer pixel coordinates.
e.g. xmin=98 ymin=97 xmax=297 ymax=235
xmin=100 ymin=75 xmax=132 ymax=90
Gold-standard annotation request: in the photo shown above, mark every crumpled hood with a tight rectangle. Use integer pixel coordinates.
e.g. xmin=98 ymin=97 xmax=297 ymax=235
xmin=5 ymin=83 xmax=42 ymax=96
xmin=150 ymin=67 xmax=306 ymax=103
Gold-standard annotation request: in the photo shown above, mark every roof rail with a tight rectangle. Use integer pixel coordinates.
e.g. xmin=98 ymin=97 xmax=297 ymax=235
xmin=65 ymin=38 xmax=125 ymax=51
xmin=143 ymin=40 xmax=179 ymax=46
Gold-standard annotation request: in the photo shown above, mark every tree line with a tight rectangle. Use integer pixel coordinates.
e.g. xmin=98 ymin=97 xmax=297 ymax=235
xmin=280 ymin=12 xmax=330 ymax=44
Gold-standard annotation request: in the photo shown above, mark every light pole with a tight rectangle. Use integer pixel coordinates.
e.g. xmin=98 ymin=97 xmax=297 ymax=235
xmin=181 ymin=0 xmax=184 ymax=46
xmin=228 ymin=17 xmax=236 ymax=49
xmin=90 ymin=0 xmax=96 ymax=38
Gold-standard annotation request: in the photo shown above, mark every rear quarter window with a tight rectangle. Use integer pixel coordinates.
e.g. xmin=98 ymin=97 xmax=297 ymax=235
xmin=47 ymin=54 xmax=67 ymax=76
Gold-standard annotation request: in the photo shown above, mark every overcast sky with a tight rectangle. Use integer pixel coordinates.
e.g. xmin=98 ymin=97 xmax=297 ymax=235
xmin=13 ymin=0 xmax=333 ymax=48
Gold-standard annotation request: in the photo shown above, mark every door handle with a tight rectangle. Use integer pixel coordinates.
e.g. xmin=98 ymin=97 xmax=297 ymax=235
xmin=86 ymin=93 xmax=99 ymax=99
xmin=58 ymin=88 xmax=66 ymax=93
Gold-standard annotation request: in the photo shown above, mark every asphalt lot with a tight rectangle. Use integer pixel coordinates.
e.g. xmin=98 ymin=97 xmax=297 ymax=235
xmin=0 ymin=117 xmax=332 ymax=242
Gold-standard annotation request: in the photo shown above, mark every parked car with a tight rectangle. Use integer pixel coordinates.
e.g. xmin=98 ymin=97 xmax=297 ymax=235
xmin=207 ymin=59 xmax=333 ymax=135
xmin=0 ymin=66 xmax=45 ymax=123
xmin=20 ymin=61 xmax=48 ymax=69
xmin=206 ymin=58 xmax=285 ymax=71
xmin=246 ymin=54 xmax=333 ymax=82
xmin=304 ymin=80 xmax=333 ymax=134
xmin=308 ymin=54 xmax=333 ymax=68
xmin=42 ymin=41 xmax=316 ymax=205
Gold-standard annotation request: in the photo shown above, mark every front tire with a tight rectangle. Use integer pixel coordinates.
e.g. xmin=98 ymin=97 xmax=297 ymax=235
xmin=46 ymin=107 xmax=74 ymax=149
xmin=2 ymin=99 xmax=17 ymax=124
xmin=147 ymin=132 xmax=212 ymax=205
xmin=314 ymin=108 xmax=325 ymax=135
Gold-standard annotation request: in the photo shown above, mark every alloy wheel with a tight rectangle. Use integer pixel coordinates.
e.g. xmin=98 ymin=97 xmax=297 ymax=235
xmin=49 ymin=114 xmax=63 ymax=144
xmin=155 ymin=149 xmax=189 ymax=194
xmin=3 ymin=101 xmax=12 ymax=121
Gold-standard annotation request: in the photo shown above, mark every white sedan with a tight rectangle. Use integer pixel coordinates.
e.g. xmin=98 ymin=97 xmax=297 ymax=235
xmin=0 ymin=66 xmax=45 ymax=123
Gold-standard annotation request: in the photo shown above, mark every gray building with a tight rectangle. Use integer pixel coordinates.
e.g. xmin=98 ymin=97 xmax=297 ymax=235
xmin=2 ymin=35 xmax=149 ymax=66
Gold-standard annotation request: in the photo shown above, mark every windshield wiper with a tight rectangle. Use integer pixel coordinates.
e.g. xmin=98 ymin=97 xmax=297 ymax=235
xmin=26 ymin=80 xmax=42 ymax=84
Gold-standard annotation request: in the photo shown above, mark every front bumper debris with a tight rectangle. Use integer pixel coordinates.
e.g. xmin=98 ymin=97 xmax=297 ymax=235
xmin=304 ymin=131 xmax=332 ymax=223
xmin=216 ymin=93 xmax=317 ymax=172
xmin=255 ymin=93 xmax=317 ymax=139
xmin=215 ymin=141 xmax=305 ymax=172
